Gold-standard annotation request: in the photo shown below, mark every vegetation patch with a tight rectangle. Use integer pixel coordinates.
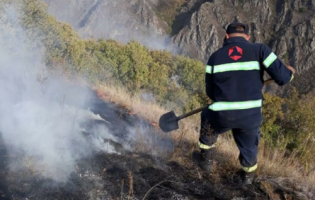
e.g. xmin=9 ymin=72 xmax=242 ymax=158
xmin=153 ymin=0 xmax=189 ymax=34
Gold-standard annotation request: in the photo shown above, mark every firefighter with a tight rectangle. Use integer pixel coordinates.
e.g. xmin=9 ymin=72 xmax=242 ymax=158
xmin=192 ymin=22 xmax=295 ymax=185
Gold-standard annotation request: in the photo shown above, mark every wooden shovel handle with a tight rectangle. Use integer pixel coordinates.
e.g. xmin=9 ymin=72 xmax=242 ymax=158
xmin=177 ymin=105 xmax=209 ymax=120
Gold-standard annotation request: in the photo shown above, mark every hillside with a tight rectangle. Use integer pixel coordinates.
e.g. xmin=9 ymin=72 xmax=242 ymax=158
xmin=44 ymin=0 xmax=315 ymax=93
xmin=44 ymin=0 xmax=169 ymax=49
xmin=0 ymin=0 xmax=315 ymax=199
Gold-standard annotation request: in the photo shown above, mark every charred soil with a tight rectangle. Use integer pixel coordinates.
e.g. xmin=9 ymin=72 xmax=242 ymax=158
xmin=0 ymin=91 xmax=311 ymax=200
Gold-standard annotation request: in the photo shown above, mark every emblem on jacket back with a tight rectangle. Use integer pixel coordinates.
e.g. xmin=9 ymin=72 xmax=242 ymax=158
xmin=229 ymin=46 xmax=243 ymax=61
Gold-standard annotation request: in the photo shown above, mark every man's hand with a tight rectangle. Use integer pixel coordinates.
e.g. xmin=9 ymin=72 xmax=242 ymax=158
xmin=286 ymin=65 xmax=296 ymax=74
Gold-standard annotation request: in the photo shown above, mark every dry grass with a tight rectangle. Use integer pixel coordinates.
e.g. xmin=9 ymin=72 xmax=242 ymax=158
xmin=95 ymin=83 xmax=315 ymax=188
xmin=142 ymin=176 xmax=178 ymax=200
xmin=22 ymin=156 xmax=38 ymax=174
xmin=127 ymin=170 xmax=134 ymax=199
xmin=96 ymin=83 xmax=165 ymax=125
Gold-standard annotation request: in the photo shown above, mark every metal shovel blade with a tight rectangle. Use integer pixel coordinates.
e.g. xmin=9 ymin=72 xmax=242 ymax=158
xmin=159 ymin=111 xmax=179 ymax=132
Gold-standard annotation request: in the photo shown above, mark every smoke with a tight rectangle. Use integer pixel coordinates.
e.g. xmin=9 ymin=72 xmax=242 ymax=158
xmin=0 ymin=4 xmax=120 ymax=182
xmin=0 ymin=1 xmax=175 ymax=186
xmin=44 ymin=0 xmax=174 ymax=51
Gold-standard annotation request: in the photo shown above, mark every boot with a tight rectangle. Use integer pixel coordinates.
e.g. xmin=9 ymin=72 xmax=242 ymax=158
xmin=192 ymin=149 xmax=213 ymax=172
xmin=240 ymin=170 xmax=255 ymax=185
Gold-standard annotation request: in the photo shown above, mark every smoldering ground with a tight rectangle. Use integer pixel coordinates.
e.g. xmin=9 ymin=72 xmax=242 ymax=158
xmin=0 ymin=3 xmax=173 ymax=186
xmin=0 ymin=4 xmax=120 ymax=182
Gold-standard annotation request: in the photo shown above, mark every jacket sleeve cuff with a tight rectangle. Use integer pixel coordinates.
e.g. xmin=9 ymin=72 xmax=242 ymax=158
xmin=290 ymin=74 xmax=294 ymax=82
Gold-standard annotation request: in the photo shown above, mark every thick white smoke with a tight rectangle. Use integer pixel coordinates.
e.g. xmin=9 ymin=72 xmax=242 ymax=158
xmin=0 ymin=4 xmax=119 ymax=182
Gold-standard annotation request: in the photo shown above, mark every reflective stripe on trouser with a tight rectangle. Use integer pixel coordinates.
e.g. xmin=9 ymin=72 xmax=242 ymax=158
xmin=209 ymin=99 xmax=262 ymax=111
xmin=198 ymin=141 xmax=215 ymax=150
xmin=241 ymin=163 xmax=257 ymax=173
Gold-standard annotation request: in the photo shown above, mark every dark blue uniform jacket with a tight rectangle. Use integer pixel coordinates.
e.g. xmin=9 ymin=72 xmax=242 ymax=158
xmin=206 ymin=37 xmax=293 ymax=129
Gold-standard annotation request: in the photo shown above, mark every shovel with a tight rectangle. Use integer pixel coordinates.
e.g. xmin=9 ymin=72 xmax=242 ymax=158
xmin=159 ymin=79 xmax=274 ymax=132
xmin=159 ymin=104 xmax=209 ymax=132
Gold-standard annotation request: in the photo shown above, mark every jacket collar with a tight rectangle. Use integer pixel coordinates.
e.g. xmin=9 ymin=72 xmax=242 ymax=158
xmin=223 ymin=37 xmax=249 ymax=46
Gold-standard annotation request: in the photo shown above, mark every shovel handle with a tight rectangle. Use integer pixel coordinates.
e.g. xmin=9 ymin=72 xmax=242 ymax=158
xmin=177 ymin=104 xmax=209 ymax=120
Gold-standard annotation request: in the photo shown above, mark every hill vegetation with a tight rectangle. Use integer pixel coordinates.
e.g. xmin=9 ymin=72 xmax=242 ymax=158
xmin=2 ymin=0 xmax=315 ymax=176
xmin=153 ymin=0 xmax=189 ymax=34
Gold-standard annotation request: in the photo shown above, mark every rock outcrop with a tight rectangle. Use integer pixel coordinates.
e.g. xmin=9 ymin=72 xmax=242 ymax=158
xmin=172 ymin=0 xmax=315 ymax=71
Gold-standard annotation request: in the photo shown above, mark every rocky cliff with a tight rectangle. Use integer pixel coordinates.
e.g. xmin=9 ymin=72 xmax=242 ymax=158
xmin=44 ymin=0 xmax=315 ymax=92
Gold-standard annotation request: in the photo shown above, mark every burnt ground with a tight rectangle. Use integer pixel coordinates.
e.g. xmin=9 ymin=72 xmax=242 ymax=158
xmin=0 ymin=90 xmax=313 ymax=200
